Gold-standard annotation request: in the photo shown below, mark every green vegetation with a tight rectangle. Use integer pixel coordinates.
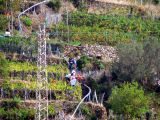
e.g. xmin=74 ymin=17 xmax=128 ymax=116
xmin=113 ymin=38 xmax=160 ymax=88
xmin=0 ymin=15 xmax=9 ymax=31
xmin=51 ymin=11 xmax=160 ymax=45
xmin=0 ymin=52 xmax=8 ymax=78
xmin=48 ymin=105 xmax=58 ymax=116
xmin=79 ymin=105 xmax=96 ymax=120
xmin=46 ymin=0 xmax=62 ymax=12
xmin=21 ymin=16 xmax=33 ymax=26
xmin=80 ymin=105 xmax=91 ymax=116
xmin=0 ymin=0 xmax=20 ymax=13
xmin=0 ymin=98 xmax=35 ymax=120
xmin=154 ymin=0 xmax=160 ymax=4
xmin=0 ymin=80 xmax=82 ymax=100
xmin=77 ymin=56 xmax=104 ymax=71
xmin=0 ymin=35 xmax=37 ymax=54
xmin=7 ymin=61 xmax=69 ymax=81
xmin=70 ymin=0 xmax=79 ymax=7
xmin=108 ymin=81 xmax=150 ymax=119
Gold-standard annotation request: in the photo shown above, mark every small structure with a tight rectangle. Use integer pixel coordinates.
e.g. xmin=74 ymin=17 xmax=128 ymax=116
xmin=4 ymin=31 xmax=11 ymax=37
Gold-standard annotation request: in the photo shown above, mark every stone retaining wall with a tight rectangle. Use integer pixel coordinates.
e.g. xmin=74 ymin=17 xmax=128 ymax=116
xmin=63 ymin=44 xmax=117 ymax=62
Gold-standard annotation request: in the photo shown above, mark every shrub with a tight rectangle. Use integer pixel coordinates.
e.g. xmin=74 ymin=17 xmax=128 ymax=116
xmin=79 ymin=105 xmax=96 ymax=120
xmin=77 ymin=56 xmax=90 ymax=70
xmin=1 ymin=97 xmax=21 ymax=110
xmin=154 ymin=0 xmax=159 ymax=4
xmin=108 ymin=81 xmax=150 ymax=119
xmin=77 ymin=56 xmax=105 ymax=70
xmin=80 ymin=105 xmax=91 ymax=116
xmin=0 ymin=52 xmax=8 ymax=78
xmin=0 ymin=99 xmax=35 ymax=120
xmin=46 ymin=0 xmax=62 ymax=12
xmin=70 ymin=0 xmax=79 ymax=7
xmin=21 ymin=16 xmax=33 ymax=26
xmin=0 ymin=107 xmax=35 ymax=120
xmin=113 ymin=38 xmax=160 ymax=87
xmin=0 ymin=15 xmax=9 ymax=31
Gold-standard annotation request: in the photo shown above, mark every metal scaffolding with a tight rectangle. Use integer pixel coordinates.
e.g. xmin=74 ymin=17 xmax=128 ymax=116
xmin=36 ymin=23 xmax=48 ymax=120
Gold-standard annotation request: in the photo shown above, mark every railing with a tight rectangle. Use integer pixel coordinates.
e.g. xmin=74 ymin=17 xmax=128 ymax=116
xmin=70 ymin=84 xmax=91 ymax=120
xmin=18 ymin=0 xmax=50 ymax=34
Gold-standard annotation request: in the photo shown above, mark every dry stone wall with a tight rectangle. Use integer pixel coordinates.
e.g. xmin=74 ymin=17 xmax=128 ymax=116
xmin=63 ymin=44 xmax=117 ymax=62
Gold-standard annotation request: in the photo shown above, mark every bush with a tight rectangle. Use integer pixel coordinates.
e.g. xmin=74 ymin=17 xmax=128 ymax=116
xmin=21 ymin=16 xmax=33 ymax=26
xmin=48 ymin=105 xmax=57 ymax=118
xmin=77 ymin=56 xmax=105 ymax=70
xmin=77 ymin=56 xmax=90 ymax=70
xmin=79 ymin=105 xmax=96 ymax=120
xmin=113 ymin=38 xmax=160 ymax=87
xmin=0 ymin=99 xmax=35 ymax=120
xmin=0 ymin=107 xmax=35 ymax=120
xmin=0 ymin=52 xmax=8 ymax=78
xmin=1 ymin=97 xmax=21 ymax=110
xmin=70 ymin=0 xmax=79 ymax=7
xmin=0 ymin=15 xmax=9 ymax=31
xmin=80 ymin=105 xmax=91 ymax=116
xmin=154 ymin=0 xmax=159 ymax=4
xmin=46 ymin=0 xmax=62 ymax=12
xmin=108 ymin=81 xmax=150 ymax=119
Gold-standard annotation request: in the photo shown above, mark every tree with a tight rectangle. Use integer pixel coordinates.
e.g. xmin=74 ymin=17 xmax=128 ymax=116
xmin=108 ymin=81 xmax=150 ymax=119
xmin=113 ymin=40 xmax=145 ymax=82
xmin=113 ymin=38 xmax=160 ymax=87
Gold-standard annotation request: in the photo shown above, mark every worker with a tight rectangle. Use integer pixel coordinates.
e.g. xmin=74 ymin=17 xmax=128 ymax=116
xmin=70 ymin=73 xmax=76 ymax=87
xmin=69 ymin=57 xmax=73 ymax=71
xmin=71 ymin=66 xmax=76 ymax=77
xmin=72 ymin=58 xmax=77 ymax=67
xmin=70 ymin=66 xmax=77 ymax=87
xmin=65 ymin=74 xmax=71 ymax=84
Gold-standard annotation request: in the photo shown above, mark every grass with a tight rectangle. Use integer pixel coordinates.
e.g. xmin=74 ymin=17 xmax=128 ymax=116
xmin=97 ymin=0 xmax=160 ymax=17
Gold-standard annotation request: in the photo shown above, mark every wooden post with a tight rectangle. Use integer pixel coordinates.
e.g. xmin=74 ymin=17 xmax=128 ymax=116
xmin=50 ymin=89 xmax=52 ymax=100
xmin=101 ymin=93 xmax=105 ymax=106
xmin=22 ymin=70 xmax=25 ymax=80
xmin=14 ymin=70 xmax=16 ymax=79
xmin=12 ymin=89 xmax=15 ymax=99
xmin=25 ymin=86 xmax=27 ymax=100
xmin=67 ymin=11 xmax=70 ymax=44
xmin=94 ymin=90 xmax=98 ymax=104
xmin=141 ymin=0 xmax=143 ymax=5
xmin=56 ymin=16 xmax=58 ymax=40
xmin=61 ymin=30 xmax=63 ymax=41
xmin=88 ymin=93 xmax=91 ymax=101
xmin=1 ymin=88 xmax=4 ymax=99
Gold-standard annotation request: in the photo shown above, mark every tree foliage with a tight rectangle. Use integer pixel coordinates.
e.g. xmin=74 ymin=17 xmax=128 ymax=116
xmin=0 ymin=52 xmax=8 ymax=78
xmin=113 ymin=38 xmax=160 ymax=87
xmin=0 ymin=0 xmax=20 ymax=13
xmin=0 ymin=15 xmax=9 ymax=30
xmin=46 ymin=0 xmax=62 ymax=13
xmin=108 ymin=81 xmax=150 ymax=119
